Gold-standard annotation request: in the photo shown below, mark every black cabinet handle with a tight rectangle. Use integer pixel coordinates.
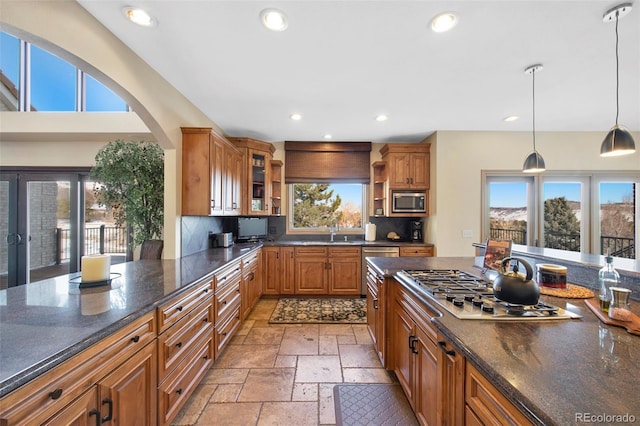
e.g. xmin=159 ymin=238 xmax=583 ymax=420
xmin=176 ymin=388 xmax=183 ymax=395
xmin=203 ymin=288 xmax=210 ymax=293
xmin=89 ymin=408 xmax=100 ymax=426
xmin=131 ymin=335 xmax=140 ymax=343
xmin=49 ymin=388 xmax=63 ymax=400
xmin=373 ymin=298 xmax=379 ymax=310
xmin=203 ymin=317 xmax=209 ymax=323
xmin=101 ymin=398 xmax=113 ymax=422
xmin=409 ymin=336 xmax=419 ymax=354
xmin=176 ymin=306 xmax=183 ymax=312
xmin=438 ymin=341 xmax=456 ymax=356
xmin=176 ymin=342 xmax=182 ymax=348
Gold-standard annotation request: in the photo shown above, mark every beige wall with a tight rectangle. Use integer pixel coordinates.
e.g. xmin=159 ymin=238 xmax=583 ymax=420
xmin=430 ymin=131 xmax=640 ymax=257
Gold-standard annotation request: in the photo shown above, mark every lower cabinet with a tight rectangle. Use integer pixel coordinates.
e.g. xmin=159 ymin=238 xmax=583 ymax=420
xmin=366 ymin=264 xmax=387 ymax=366
xmin=294 ymin=246 xmax=361 ymax=295
xmin=465 ymin=362 xmax=533 ymax=426
xmin=262 ymin=246 xmax=294 ymax=295
xmin=399 ymin=246 xmax=434 ymax=257
xmin=241 ymin=248 xmax=263 ymax=319
xmin=214 ymin=259 xmax=242 ymax=358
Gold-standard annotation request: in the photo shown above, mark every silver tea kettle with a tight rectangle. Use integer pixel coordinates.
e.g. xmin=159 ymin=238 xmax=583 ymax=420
xmin=493 ymin=257 xmax=540 ymax=305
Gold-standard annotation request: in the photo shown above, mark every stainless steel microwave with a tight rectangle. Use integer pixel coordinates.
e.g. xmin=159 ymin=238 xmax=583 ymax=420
xmin=392 ymin=191 xmax=427 ymax=213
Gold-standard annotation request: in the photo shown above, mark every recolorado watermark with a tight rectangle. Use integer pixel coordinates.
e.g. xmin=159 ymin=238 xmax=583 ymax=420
xmin=576 ymin=413 xmax=636 ymax=423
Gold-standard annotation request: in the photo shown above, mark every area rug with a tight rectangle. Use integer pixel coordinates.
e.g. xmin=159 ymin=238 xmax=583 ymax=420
xmin=334 ymin=384 xmax=418 ymax=426
xmin=268 ymin=298 xmax=366 ymax=324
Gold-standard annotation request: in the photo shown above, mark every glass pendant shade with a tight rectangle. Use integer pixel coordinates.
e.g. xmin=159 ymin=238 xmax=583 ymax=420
xmin=522 ymin=150 xmax=546 ymax=173
xmin=600 ymin=125 xmax=636 ymax=157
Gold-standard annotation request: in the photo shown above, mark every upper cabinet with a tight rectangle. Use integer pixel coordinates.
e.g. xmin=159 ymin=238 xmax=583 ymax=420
xmin=181 ymin=127 xmax=242 ymax=216
xmin=380 ymin=143 xmax=430 ymax=190
xmin=229 ymin=137 xmax=276 ymax=216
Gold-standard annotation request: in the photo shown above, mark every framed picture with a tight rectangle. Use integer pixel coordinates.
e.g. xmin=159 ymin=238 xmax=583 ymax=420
xmin=375 ymin=208 xmax=384 ymax=215
xmin=483 ymin=239 xmax=512 ymax=270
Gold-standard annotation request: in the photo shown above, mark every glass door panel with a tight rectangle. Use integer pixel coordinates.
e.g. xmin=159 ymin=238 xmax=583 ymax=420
xmin=542 ymin=182 xmax=582 ymax=253
xmin=599 ymin=182 xmax=636 ymax=259
xmin=0 ymin=174 xmax=18 ymax=289
xmin=488 ymin=182 xmax=528 ymax=244
xmin=250 ymin=151 xmax=266 ymax=214
xmin=27 ymin=179 xmax=72 ymax=283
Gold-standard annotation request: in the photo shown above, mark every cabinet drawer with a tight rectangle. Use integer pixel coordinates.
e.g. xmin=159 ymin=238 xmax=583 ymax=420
xmin=215 ymin=301 xmax=241 ymax=357
xmin=295 ymin=246 xmax=327 ymax=256
xmin=394 ymin=283 xmax=439 ymax=341
xmin=0 ymin=312 xmax=155 ymax=425
xmin=214 ymin=261 xmax=242 ymax=291
xmin=465 ymin=362 xmax=533 ymax=425
xmin=158 ymin=295 xmax=214 ymax=382
xmin=158 ymin=335 xmax=214 ymax=426
xmin=242 ymin=250 xmax=260 ymax=270
xmin=328 ymin=246 xmax=360 ymax=257
xmin=215 ymin=278 xmax=241 ymax=321
xmin=399 ymin=246 xmax=433 ymax=257
xmin=157 ymin=277 xmax=213 ymax=333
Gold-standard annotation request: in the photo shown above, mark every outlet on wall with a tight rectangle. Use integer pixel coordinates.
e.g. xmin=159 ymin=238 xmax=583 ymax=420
xmin=462 ymin=229 xmax=473 ymax=238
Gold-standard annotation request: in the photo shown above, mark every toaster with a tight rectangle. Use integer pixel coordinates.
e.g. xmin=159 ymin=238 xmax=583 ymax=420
xmin=215 ymin=232 xmax=234 ymax=248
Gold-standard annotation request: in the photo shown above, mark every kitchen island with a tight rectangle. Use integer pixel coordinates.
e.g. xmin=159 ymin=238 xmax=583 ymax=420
xmin=367 ymin=256 xmax=639 ymax=426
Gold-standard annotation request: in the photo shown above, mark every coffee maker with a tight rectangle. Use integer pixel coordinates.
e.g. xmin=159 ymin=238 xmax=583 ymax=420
xmin=410 ymin=220 xmax=423 ymax=242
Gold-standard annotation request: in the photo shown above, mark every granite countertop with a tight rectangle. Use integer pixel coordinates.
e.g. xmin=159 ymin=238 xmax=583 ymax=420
xmin=262 ymin=239 xmax=434 ymax=247
xmin=0 ymin=242 xmax=262 ymax=397
xmin=367 ymin=256 xmax=640 ymax=426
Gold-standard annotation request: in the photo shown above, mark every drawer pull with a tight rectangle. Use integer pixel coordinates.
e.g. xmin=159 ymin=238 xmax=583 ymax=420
xmin=176 ymin=342 xmax=183 ymax=348
xmin=203 ymin=317 xmax=209 ymax=323
xmin=89 ymin=408 xmax=100 ymax=426
xmin=176 ymin=306 xmax=183 ymax=312
xmin=176 ymin=388 xmax=183 ymax=395
xmin=49 ymin=388 xmax=63 ymax=400
xmin=221 ymin=332 xmax=227 ymax=336
xmin=203 ymin=288 xmax=210 ymax=293
xmin=222 ymin=300 xmax=227 ymax=305
xmin=131 ymin=335 xmax=140 ymax=343
xmin=102 ymin=398 xmax=113 ymax=422
xmin=438 ymin=341 xmax=456 ymax=356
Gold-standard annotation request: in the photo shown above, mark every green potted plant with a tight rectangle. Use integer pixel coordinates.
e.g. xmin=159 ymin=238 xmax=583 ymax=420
xmin=91 ymin=139 xmax=164 ymax=260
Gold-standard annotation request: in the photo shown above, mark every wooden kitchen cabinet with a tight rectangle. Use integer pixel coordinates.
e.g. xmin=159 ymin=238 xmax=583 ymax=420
xmin=293 ymin=246 xmax=361 ymax=295
xmin=241 ymin=248 xmax=263 ymax=319
xmin=372 ymin=161 xmax=387 ymax=216
xmin=366 ymin=264 xmax=388 ymax=367
xmin=0 ymin=312 xmax=157 ymax=425
xmin=465 ymin=362 xmax=533 ymax=426
xmin=181 ymin=127 xmax=242 ymax=216
xmin=229 ymin=137 xmax=276 ymax=216
xmin=380 ymin=143 xmax=430 ymax=190
xmin=213 ymin=259 xmax=242 ymax=358
xmin=400 ymin=245 xmax=434 ymax=257
xmin=437 ymin=333 xmax=465 ymax=426
xmin=392 ymin=283 xmax=439 ymax=425
xmin=262 ymin=246 xmax=294 ymax=295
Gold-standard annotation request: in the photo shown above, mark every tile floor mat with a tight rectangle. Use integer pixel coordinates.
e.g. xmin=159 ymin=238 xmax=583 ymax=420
xmin=333 ymin=383 xmax=419 ymax=426
xmin=268 ymin=298 xmax=367 ymax=324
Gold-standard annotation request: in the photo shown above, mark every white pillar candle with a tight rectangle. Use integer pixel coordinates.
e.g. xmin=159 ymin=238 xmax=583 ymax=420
xmin=81 ymin=255 xmax=111 ymax=282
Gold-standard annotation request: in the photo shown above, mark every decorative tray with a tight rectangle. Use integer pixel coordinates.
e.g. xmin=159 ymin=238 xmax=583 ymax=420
xmin=584 ymin=298 xmax=640 ymax=336
xmin=69 ymin=273 xmax=122 ymax=288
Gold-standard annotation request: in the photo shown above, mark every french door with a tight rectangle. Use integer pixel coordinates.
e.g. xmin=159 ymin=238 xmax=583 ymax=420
xmin=0 ymin=171 xmax=85 ymax=288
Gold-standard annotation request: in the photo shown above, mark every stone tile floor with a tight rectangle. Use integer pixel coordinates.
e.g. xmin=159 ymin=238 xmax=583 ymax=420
xmin=171 ymin=298 xmax=395 ymax=425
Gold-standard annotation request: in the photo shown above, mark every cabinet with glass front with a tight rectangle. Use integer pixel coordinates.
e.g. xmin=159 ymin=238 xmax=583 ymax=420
xmin=229 ymin=137 xmax=276 ymax=216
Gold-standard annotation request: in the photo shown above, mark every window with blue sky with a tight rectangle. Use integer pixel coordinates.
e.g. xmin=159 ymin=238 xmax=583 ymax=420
xmin=0 ymin=30 xmax=127 ymax=112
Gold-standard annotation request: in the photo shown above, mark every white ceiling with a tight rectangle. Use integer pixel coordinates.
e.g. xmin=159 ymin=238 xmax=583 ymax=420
xmin=78 ymin=0 xmax=640 ymax=143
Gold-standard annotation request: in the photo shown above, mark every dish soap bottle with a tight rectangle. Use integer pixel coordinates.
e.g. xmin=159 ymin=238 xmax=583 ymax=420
xmin=598 ymin=254 xmax=619 ymax=313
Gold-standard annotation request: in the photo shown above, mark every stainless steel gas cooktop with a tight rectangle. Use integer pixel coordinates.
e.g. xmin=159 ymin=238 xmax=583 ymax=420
xmin=396 ymin=269 xmax=581 ymax=321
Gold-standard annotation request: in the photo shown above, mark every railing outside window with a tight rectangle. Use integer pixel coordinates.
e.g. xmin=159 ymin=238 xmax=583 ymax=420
xmin=56 ymin=225 xmax=126 ymax=263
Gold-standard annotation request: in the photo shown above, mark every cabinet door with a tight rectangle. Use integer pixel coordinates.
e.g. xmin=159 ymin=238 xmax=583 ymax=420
xmin=295 ymin=257 xmax=327 ymax=294
xmin=410 ymin=152 xmax=430 ymax=189
xmin=98 ymin=341 xmax=157 ymax=426
xmin=437 ymin=335 xmax=465 ymax=426
xmin=415 ymin=325 xmax=439 ymax=426
xmin=388 ymin=153 xmax=411 ymax=189
xmin=328 ymin=257 xmax=360 ymax=294
xmin=281 ymin=247 xmax=295 ymax=294
xmin=262 ymin=247 xmax=280 ymax=295
xmin=210 ymin=136 xmax=224 ymax=215
xmin=42 ymin=387 xmax=98 ymax=426
xmin=248 ymin=149 xmax=271 ymax=215
xmin=223 ymin=147 xmax=242 ymax=215
xmin=393 ymin=302 xmax=415 ymax=406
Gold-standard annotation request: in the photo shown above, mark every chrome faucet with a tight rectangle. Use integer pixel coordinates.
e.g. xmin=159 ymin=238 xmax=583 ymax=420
xmin=329 ymin=224 xmax=339 ymax=242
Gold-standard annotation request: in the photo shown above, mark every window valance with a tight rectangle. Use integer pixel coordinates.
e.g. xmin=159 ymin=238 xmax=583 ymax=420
xmin=284 ymin=141 xmax=372 ymax=184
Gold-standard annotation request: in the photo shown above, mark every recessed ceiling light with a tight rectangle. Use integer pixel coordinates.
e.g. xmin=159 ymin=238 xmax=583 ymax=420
xmin=323 ymin=134 xmax=332 ymax=139
xmin=261 ymin=9 xmax=288 ymax=31
xmin=290 ymin=113 xmax=302 ymax=121
xmin=431 ymin=12 xmax=457 ymax=33
xmin=122 ymin=7 xmax=155 ymax=27
xmin=503 ymin=115 xmax=519 ymax=122
xmin=375 ymin=114 xmax=388 ymax=122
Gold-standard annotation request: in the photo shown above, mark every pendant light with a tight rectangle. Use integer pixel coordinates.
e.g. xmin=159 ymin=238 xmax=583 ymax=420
xmin=522 ymin=64 xmax=545 ymax=173
xmin=600 ymin=3 xmax=636 ymax=157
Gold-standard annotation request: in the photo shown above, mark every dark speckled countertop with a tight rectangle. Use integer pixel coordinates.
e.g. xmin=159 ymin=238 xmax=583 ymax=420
xmin=367 ymin=256 xmax=640 ymax=426
xmin=0 ymin=242 xmax=262 ymax=397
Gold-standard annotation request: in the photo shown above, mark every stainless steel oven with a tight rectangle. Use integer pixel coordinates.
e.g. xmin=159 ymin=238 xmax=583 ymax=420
xmin=392 ymin=191 xmax=426 ymax=214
